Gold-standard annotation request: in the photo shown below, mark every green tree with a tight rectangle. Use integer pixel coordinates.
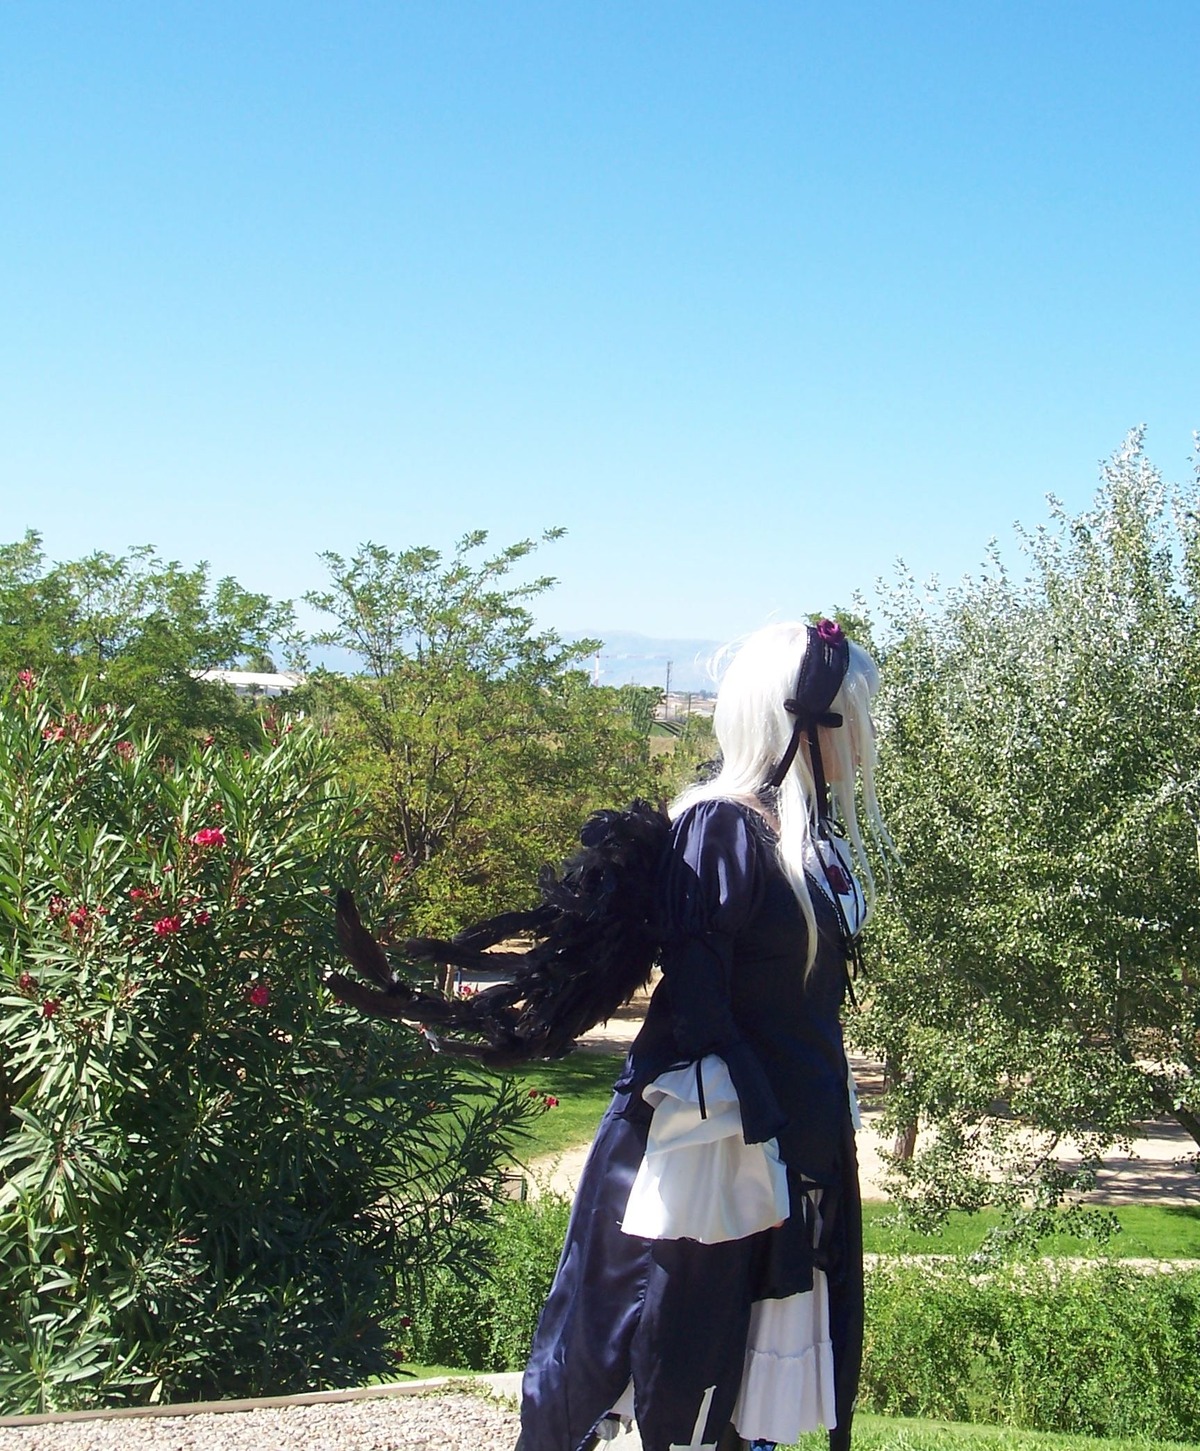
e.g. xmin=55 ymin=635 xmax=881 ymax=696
xmin=0 ymin=533 xmax=295 ymax=753
xmin=299 ymin=531 xmax=663 ymax=935
xmin=855 ymin=432 xmax=1200 ymax=1223
xmin=0 ymin=675 xmax=534 ymax=1411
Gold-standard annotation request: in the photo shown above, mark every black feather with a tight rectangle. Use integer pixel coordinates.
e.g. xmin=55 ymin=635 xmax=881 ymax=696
xmin=327 ymin=799 xmax=671 ymax=1064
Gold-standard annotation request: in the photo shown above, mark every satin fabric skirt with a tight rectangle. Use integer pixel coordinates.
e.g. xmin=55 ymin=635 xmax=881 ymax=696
xmin=519 ymin=1086 xmax=862 ymax=1451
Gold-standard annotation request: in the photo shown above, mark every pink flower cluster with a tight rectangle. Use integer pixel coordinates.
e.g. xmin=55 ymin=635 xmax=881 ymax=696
xmin=49 ymin=898 xmax=105 ymax=938
xmin=527 ymin=1088 xmax=559 ymax=1109
xmin=15 ymin=971 xmax=62 ymax=1020
xmin=40 ymin=712 xmax=90 ymax=744
xmin=190 ymin=827 xmax=227 ymax=849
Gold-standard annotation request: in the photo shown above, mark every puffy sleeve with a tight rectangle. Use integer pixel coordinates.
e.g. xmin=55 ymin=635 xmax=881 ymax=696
xmin=655 ymin=800 xmax=787 ymax=1147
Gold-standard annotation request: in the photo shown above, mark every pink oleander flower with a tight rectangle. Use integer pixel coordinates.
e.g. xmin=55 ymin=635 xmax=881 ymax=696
xmin=18 ymin=972 xmax=35 ymax=993
xmin=67 ymin=905 xmax=91 ymax=930
xmin=115 ymin=740 xmax=134 ymax=759
xmin=41 ymin=998 xmax=61 ymax=1019
xmin=190 ymin=827 xmax=227 ymax=849
xmin=153 ymin=915 xmax=183 ymax=936
xmin=16 ymin=670 xmax=35 ymax=690
xmin=247 ymin=983 xmax=270 ymax=1008
xmin=544 ymin=1095 xmax=559 ymax=1108
xmin=391 ymin=851 xmax=405 ymax=864
xmin=193 ymin=909 xmax=211 ymax=927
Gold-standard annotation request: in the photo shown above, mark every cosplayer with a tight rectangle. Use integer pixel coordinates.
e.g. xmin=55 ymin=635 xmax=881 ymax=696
xmin=329 ymin=618 xmax=890 ymax=1451
xmin=518 ymin=619 xmax=889 ymax=1451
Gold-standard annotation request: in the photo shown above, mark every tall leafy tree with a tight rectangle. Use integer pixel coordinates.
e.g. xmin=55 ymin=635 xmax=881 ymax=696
xmin=0 ymin=533 xmax=294 ymax=753
xmin=300 ymin=531 xmax=663 ymax=935
xmin=855 ymin=432 xmax=1200 ymax=1221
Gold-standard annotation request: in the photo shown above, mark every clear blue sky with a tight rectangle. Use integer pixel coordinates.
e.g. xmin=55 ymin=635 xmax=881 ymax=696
xmin=2 ymin=1 xmax=1196 ymax=642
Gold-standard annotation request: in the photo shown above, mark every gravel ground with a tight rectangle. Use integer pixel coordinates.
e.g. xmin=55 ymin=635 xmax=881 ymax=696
xmin=0 ymin=1392 xmax=520 ymax=1451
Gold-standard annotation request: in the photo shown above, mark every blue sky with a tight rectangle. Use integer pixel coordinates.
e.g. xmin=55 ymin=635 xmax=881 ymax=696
xmin=2 ymin=1 xmax=1197 ymax=643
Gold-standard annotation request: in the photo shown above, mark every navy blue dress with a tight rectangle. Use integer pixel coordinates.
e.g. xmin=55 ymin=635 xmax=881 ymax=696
xmin=519 ymin=800 xmax=864 ymax=1451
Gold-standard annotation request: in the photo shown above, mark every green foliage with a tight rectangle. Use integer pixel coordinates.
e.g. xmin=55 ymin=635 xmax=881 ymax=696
xmin=661 ymin=708 xmax=718 ymax=797
xmin=404 ymin=1194 xmax=1200 ymax=1441
xmin=0 ymin=533 xmax=295 ymax=753
xmin=616 ymin=684 xmax=662 ymax=744
xmin=862 ymin=1259 xmax=1200 ymax=1440
xmin=404 ymin=1194 xmax=571 ymax=1372
xmin=856 ymin=431 xmax=1200 ymax=1215
xmin=299 ymin=532 xmax=664 ymax=934
xmin=0 ymin=676 xmax=536 ymax=1412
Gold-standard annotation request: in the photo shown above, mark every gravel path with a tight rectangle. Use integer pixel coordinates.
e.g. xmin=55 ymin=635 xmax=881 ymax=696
xmin=0 ymin=1391 xmax=520 ymax=1451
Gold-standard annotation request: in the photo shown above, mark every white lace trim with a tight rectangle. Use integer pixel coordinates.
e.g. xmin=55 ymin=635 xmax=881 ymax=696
xmin=732 ymin=1277 xmax=838 ymax=1440
xmin=620 ymin=1056 xmax=789 ymax=1243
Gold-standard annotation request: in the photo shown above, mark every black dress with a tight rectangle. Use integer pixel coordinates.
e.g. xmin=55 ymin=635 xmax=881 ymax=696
xmin=519 ymin=799 xmax=864 ymax=1451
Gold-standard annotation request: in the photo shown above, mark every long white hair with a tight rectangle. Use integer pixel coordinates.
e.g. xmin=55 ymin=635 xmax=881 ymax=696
xmin=670 ymin=621 xmax=890 ymax=966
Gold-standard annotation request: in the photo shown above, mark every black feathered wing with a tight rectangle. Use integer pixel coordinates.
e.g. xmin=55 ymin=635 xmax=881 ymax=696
xmin=328 ymin=800 xmax=670 ymax=1066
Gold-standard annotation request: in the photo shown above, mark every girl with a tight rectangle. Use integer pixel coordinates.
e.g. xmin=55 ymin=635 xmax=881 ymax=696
xmin=518 ymin=618 xmax=890 ymax=1451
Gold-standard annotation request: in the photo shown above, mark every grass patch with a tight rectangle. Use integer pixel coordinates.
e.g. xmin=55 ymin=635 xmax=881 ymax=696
xmin=788 ymin=1412 xmax=1200 ymax=1451
xmin=490 ymin=1052 xmax=623 ymax=1161
xmin=862 ymin=1202 xmax=1200 ymax=1260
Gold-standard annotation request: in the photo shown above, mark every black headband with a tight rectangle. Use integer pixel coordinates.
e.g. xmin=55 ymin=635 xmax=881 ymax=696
xmin=764 ymin=620 xmax=851 ymax=802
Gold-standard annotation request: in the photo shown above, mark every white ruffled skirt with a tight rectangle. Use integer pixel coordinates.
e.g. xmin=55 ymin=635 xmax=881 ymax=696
xmin=612 ymin=1055 xmax=840 ymax=1441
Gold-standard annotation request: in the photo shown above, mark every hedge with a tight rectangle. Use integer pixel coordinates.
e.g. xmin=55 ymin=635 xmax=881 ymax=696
xmin=410 ymin=1196 xmax=1200 ymax=1442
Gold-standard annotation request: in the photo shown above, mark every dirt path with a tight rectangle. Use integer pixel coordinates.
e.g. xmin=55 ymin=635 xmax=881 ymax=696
xmin=535 ymin=1003 xmax=1200 ymax=1207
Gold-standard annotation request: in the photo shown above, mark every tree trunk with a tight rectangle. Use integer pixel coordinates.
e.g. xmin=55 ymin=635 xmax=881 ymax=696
xmin=1172 ymin=1102 xmax=1200 ymax=1151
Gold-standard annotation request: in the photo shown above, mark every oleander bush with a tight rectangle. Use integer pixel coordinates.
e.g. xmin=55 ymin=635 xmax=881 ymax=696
xmin=0 ymin=674 xmax=536 ymax=1413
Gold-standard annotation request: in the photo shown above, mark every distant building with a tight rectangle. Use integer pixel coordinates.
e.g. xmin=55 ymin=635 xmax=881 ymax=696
xmin=197 ymin=669 xmax=304 ymax=700
xmin=655 ymin=692 xmax=716 ymax=722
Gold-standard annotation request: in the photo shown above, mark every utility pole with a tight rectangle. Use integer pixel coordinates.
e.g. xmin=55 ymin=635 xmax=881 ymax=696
xmin=664 ymin=660 xmax=673 ymax=719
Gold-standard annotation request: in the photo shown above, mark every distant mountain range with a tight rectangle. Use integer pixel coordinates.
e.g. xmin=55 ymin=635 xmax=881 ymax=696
xmin=304 ymin=631 xmax=723 ymax=694
xmin=569 ymin=631 xmax=723 ymax=693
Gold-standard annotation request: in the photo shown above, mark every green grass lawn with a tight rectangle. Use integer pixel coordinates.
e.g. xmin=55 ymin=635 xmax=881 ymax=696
xmin=486 ymin=1051 xmax=1200 ymax=1259
xmin=492 ymin=1051 xmax=624 ymax=1161
xmin=786 ymin=1413 xmax=1200 ymax=1451
xmin=861 ymin=1200 xmax=1200 ymax=1259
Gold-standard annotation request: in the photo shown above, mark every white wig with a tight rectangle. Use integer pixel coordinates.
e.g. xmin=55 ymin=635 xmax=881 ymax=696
xmin=670 ymin=620 xmax=890 ymax=968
